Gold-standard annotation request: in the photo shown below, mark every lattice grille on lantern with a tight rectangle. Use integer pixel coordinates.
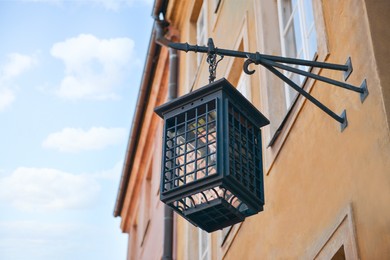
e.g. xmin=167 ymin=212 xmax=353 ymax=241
xmin=163 ymin=99 xmax=217 ymax=193
xmin=228 ymin=103 xmax=263 ymax=202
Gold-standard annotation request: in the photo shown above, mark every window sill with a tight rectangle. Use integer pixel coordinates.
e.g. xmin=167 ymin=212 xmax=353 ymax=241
xmin=267 ymin=62 xmax=315 ymax=147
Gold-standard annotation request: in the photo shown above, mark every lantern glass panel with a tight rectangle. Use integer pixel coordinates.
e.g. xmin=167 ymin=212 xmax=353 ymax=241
xmin=162 ymin=99 xmax=218 ymax=193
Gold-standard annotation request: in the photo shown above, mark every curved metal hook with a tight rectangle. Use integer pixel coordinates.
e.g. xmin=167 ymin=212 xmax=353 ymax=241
xmin=188 ymin=196 xmax=197 ymax=207
xmin=237 ymin=202 xmax=244 ymax=210
xmin=200 ymin=192 xmax=209 ymax=203
xmin=243 ymin=59 xmax=256 ymax=75
xmin=211 ymin=188 xmax=220 ymax=198
xmin=178 ymin=199 xmax=189 ymax=209
xmin=216 ymin=55 xmax=224 ymax=67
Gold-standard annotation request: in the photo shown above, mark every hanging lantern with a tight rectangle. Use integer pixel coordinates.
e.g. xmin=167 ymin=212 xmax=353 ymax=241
xmin=154 ymin=78 xmax=269 ymax=232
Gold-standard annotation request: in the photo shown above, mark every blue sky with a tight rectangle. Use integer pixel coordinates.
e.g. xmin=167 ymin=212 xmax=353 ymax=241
xmin=0 ymin=0 xmax=154 ymax=259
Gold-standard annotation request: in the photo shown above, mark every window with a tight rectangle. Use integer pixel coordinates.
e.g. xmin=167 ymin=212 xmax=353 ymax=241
xmin=331 ymin=245 xmax=346 ymax=260
xmin=196 ymin=1 xmax=207 ymax=65
xmin=237 ymin=71 xmax=251 ymax=101
xmin=255 ymin=0 xmax=329 ymax=168
xmin=198 ymin=229 xmax=211 ymax=260
xmin=212 ymin=0 xmax=221 ymax=13
xmin=187 ymin=0 xmax=208 ymax=92
xmin=277 ymin=0 xmax=318 ymax=108
xmin=305 ymin=205 xmax=359 ymax=259
xmin=137 ymin=164 xmax=152 ymax=247
xmin=128 ymin=224 xmax=139 ymax=259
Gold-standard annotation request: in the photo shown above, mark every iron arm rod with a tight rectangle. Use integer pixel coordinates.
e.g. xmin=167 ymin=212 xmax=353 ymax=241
xmin=168 ymin=42 xmax=350 ymax=71
xmin=260 ymin=58 xmax=364 ymax=93
xmin=165 ymin=38 xmax=366 ymax=128
xmin=259 ymin=54 xmax=348 ymax=71
xmin=261 ymin=62 xmax=346 ymax=124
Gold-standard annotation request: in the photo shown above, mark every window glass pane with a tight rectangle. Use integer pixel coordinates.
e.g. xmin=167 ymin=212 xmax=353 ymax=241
xmin=278 ymin=0 xmax=318 ymax=110
xmin=199 ymin=229 xmax=210 ymax=260
xmin=284 ymin=23 xmax=296 ymax=57
xmin=308 ymin=29 xmax=317 ymax=59
xmin=304 ymin=0 xmax=315 ymax=28
xmin=281 ymin=0 xmax=293 ymax=28
xmin=201 ymin=232 xmax=207 ymax=252
xmin=197 ymin=4 xmax=207 ymax=64
xmin=221 ymin=226 xmax=232 ymax=245
xmin=197 ymin=7 xmax=206 ymax=46
xmin=237 ymin=72 xmax=251 ymax=101
xmin=293 ymin=9 xmax=303 ymax=57
xmin=284 ymin=9 xmax=302 ymax=58
xmin=280 ymin=0 xmax=317 ymax=59
xmin=237 ymin=74 xmax=247 ymax=95
xmin=304 ymin=1 xmax=317 ymax=59
xmin=285 ymin=85 xmax=297 ymax=108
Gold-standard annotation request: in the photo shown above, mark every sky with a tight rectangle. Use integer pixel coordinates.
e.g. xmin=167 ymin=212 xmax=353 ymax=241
xmin=0 ymin=0 xmax=154 ymax=259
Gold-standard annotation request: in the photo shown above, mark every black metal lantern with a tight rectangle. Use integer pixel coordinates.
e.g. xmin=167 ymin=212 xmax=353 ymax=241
xmin=154 ymin=78 xmax=269 ymax=232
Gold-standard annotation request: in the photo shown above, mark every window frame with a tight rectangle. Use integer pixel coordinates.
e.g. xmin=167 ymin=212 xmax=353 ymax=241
xmin=305 ymin=204 xmax=359 ymax=259
xmin=213 ymin=0 xmax=221 ymax=13
xmin=196 ymin=1 xmax=208 ymax=66
xmin=236 ymin=71 xmax=252 ymax=102
xmin=187 ymin=0 xmax=208 ymax=94
xmin=254 ymin=0 xmax=329 ymax=174
xmin=138 ymin=159 xmax=153 ymax=247
xmin=277 ymin=0 xmax=318 ymax=110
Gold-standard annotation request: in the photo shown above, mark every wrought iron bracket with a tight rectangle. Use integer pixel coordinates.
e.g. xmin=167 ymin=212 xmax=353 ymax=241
xmin=166 ymin=38 xmax=368 ymax=131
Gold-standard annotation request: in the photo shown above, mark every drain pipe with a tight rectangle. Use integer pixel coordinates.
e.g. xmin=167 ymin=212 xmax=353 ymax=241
xmin=155 ymin=18 xmax=177 ymax=260
xmin=162 ymin=48 xmax=177 ymax=260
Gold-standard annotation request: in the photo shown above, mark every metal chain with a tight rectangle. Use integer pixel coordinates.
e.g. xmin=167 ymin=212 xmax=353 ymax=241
xmin=207 ymin=53 xmax=216 ymax=83
xmin=207 ymin=53 xmax=223 ymax=84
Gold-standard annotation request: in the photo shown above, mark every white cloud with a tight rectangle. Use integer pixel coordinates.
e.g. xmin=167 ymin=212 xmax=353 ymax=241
xmin=0 ymin=162 xmax=125 ymax=258
xmin=0 ymin=220 xmax=81 ymax=239
xmin=42 ymin=127 xmax=127 ymax=152
xmin=0 ymin=53 xmax=37 ymax=111
xmin=22 ymin=0 xmax=62 ymax=5
xmin=0 ymin=88 xmax=15 ymax=111
xmin=23 ymin=0 xmax=153 ymax=10
xmin=92 ymin=0 xmax=154 ymax=10
xmin=0 ymin=167 xmax=100 ymax=211
xmin=0 ymin=220 xmax=96 ymax=259
xmin=89 ymin=0 xmax=133 ymax=10
xmin=1 ymin=53 xmax=37 ymax=80
xmin=92 ymin=160 xmax=123 ymax=180
xmin=51 ymin=34 xmax=135 ymax=100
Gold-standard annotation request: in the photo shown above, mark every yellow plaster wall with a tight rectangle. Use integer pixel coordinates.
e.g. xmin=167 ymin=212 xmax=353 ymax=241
xmin=364 ymin=0 xmax=390 ymax=130
xmin=166 ymin=0 xmax=390 ymax=258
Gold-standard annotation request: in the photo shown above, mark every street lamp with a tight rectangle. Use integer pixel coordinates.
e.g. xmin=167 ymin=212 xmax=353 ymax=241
xmin=155 ymin=78 xmax=269 ymax=232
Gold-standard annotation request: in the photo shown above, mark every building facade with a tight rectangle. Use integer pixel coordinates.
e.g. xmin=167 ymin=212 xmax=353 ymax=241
xmin=114 ymin=0 xmax=390 ymax=259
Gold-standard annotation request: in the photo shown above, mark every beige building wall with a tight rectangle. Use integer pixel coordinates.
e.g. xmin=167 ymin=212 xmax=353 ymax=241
xmin=164 ymin=0 xmax=390 ymax=259
xmin=115 ymin=0 xmax=390 ymax=259
xmin=115 ymin=44 xmax=171 ymax=259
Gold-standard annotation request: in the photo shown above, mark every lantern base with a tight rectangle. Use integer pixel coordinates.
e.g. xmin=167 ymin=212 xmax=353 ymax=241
xmin=183 ymin=198 xmax=245 ymax=233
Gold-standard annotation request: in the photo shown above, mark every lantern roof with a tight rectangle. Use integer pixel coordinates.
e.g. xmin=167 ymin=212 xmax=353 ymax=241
xmin=155 ymin=78 xmax=270 ymax=128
